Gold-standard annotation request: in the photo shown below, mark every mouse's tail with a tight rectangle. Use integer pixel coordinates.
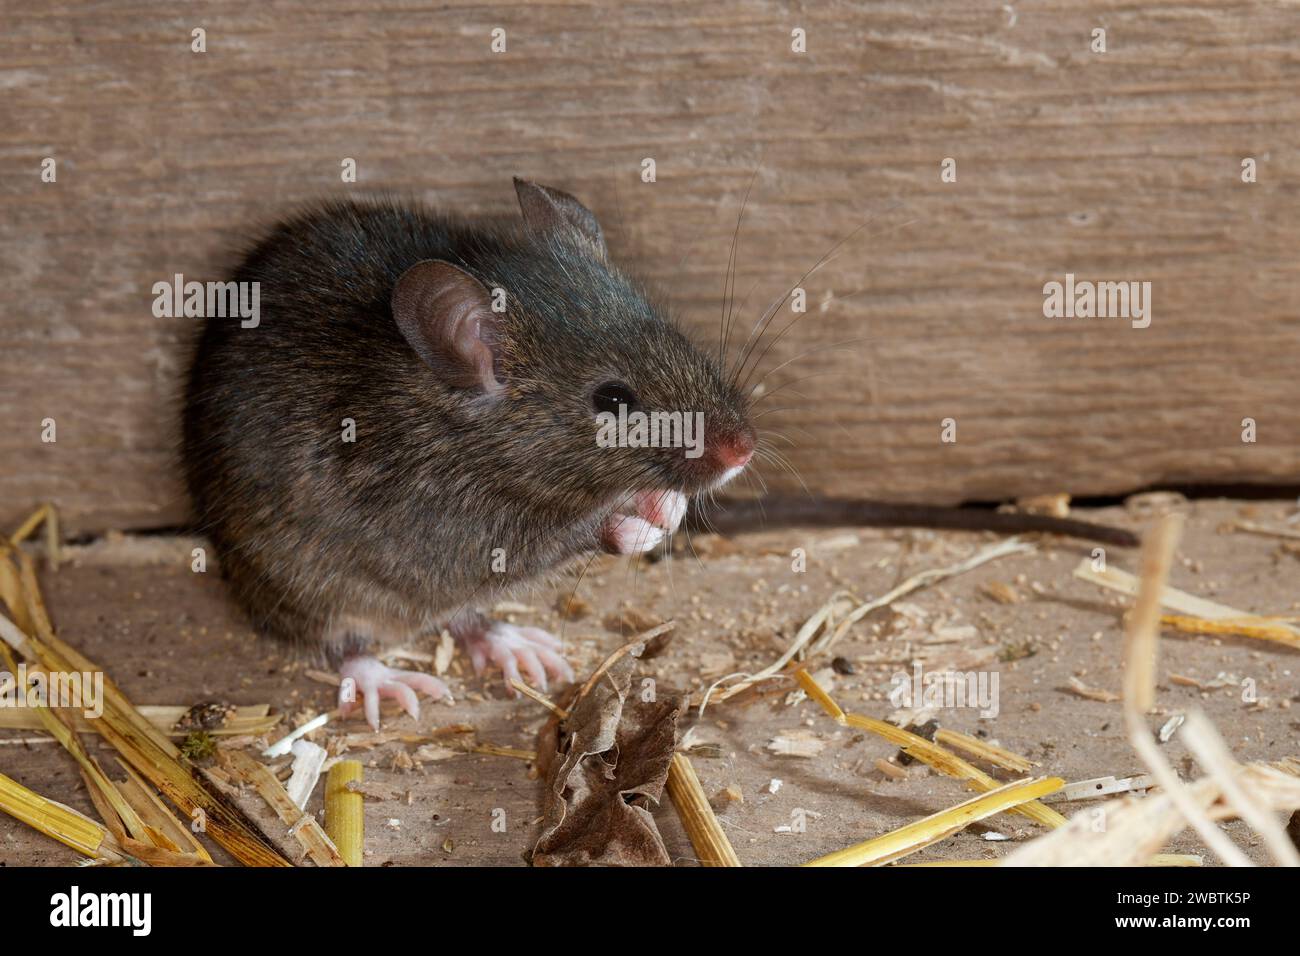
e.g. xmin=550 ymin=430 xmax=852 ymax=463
xmin=692 ymin=497 xmax=1139 ymax=548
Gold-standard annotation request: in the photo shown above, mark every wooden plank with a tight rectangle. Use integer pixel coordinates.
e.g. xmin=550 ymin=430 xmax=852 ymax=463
xmin=2 ymin=2 xmax=1298 ymax=535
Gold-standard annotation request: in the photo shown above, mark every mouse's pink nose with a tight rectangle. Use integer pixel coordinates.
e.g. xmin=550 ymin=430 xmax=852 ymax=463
xmin=713 ymin=429 xmax=755 ymax=470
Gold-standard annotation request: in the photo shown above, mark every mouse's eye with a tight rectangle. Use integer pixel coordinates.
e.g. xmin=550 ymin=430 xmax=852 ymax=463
xmin=592 ymin=380 xmax=638 ymax=415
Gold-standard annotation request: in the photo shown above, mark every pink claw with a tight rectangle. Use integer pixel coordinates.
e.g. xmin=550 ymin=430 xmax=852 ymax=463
xmin=460 ymin=623 xmax=575 ymax=693
xmin=338 ymin=657 xmax=450 ymax=731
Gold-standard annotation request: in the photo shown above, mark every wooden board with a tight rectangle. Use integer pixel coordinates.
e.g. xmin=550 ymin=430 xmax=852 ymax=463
xmin=2 ymin=1 xmax=1298 ymax=535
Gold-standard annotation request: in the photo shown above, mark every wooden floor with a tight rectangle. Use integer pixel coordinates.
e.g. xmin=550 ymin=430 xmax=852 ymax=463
xmin=2 ymin=499 xmax=1297 ymax=866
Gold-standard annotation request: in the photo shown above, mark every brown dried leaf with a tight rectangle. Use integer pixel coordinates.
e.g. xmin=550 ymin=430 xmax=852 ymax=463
xmin=532 ymin=650 xmax=683 ymax=866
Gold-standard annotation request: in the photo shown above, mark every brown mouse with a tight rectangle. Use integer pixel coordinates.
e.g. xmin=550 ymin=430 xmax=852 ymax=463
xmin=183 ymin=177 xmax=1137 ymax=729
xmin=182 ymin=178 xmax=757 ymax=728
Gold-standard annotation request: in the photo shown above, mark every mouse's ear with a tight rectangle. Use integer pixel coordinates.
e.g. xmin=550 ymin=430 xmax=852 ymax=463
xmin=391 ymin=260 xmax=504 ymax=395
xmin=513 ymin=177 xmax=607 ymax=261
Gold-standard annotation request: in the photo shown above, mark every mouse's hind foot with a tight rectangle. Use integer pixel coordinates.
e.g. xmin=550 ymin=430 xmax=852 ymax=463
xmin=450 ymin=615 xmax=574 ymax=694
xmin=338 ymin=657 xmax=450 ymax=731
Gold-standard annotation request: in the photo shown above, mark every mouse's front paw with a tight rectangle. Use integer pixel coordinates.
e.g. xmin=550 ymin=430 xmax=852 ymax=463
xmin=459 ymin=622 xmax=575 ymax=693
xmin=599 ymin=490 xmax=687 ymax=554
xmin=634 ymin=489 xmax=687 ymax=533
xmin=600 ymin=513 xmax=664 ymax=554
xmin=338 ymin=657 xmax=450 ymax=731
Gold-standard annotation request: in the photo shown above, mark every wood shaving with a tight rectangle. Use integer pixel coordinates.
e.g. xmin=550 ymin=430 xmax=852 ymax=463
xmin=1066 ymin=676 xmax=1121 ymax=703
xmin=766 ymin=729 xmax=828 ymax=758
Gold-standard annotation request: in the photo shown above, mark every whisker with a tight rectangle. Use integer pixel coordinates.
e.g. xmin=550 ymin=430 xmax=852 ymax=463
xmin=755 ymin=447 xmax=815 ymax=500
xmin=752 ymin=405 xmax=810 ymax=419
xmin=726 ymin=202 xmax=919 ymax=400
xmin=750 ymin=368 xmax=865 ymax=404
xmin=719 ymin=162 xmax=762 ymax=370
xmin=728 ymin=209 xmax=900 ymax=390
xmin=738 ymin=214 xmax=917 ymax=394
xmin=746 ymin=337 xmax=873 ymax=399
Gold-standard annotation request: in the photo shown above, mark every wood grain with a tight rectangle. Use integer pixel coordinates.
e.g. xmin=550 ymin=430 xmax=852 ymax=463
xmin=2 ymin=1 xmax=1298 ymax=535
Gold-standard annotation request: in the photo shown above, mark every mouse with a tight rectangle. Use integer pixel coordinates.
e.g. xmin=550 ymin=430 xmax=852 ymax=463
xmin=182 ymin=178 xmax=758 ymax=729
xmin=183 ymin=177 xmax=1138 ymax=731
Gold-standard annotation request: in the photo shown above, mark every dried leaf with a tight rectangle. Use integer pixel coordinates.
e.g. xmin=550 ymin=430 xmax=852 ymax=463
xmin=533 ymin=649 xmax=683 ymax=866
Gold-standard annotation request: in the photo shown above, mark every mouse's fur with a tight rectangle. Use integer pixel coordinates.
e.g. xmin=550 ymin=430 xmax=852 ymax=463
xmin=182 ymin=181 xmax=753 ymax=662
